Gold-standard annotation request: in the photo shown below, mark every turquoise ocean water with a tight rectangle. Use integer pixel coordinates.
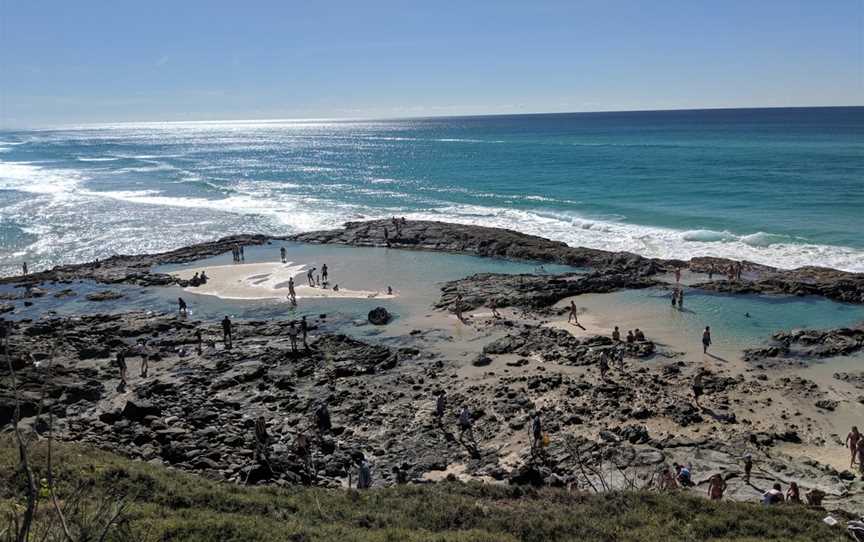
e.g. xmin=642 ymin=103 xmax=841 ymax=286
xmin=1 ymin=107 xmax=862 ymax=277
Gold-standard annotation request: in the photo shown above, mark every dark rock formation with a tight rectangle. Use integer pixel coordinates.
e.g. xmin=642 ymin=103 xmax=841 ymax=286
xmin=368 ymin=307 xmax=392 ymax=325
xmin=744 ymin=326 xmax=864 ymax=361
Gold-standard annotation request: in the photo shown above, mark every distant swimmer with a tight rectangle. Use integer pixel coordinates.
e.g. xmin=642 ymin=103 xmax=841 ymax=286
xmin=280 ymin=246 xmax=287 ymax=263
xmin=702 ymin=326 xmax=712 ymax=354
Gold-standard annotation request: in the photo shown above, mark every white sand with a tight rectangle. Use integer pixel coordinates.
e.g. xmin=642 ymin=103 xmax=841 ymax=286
xmin=172 ymin=262 xmax=396 ymax=301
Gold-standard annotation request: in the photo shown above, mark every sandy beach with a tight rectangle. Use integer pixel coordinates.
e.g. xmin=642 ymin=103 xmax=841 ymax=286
xmin=172 ymin=262 xmax=396 ymax=301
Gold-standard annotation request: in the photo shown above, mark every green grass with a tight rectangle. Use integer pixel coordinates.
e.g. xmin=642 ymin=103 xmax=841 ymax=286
xmin=0 ymin=437 xmax=842 ymax=541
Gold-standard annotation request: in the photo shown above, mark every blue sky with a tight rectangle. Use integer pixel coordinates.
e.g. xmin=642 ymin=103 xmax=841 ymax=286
xmin=0 ymin=0 xmax=861 ymax=126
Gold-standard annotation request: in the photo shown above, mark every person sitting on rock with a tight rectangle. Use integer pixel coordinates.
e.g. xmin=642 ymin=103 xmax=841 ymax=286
xmin=190 ymin=272 xmax=200 ymax=286
xmin=626 ymin=330 xmax=635 ymax=343
xmin=805 ymin=488 xmax=825 ymax=506
xmin=489 ymin=299 xmax=501 ymax=319
xmin=254 ymin=416 xmax=271 ymax=462
xmin=315 ymin=403 xmax=331 ymax=433
xmin=393 ymin=464 xmax=408 ymax=484
xmin=200 ymin=271 xmax=208 ymax=283
xmin=762 ymin=483 xmax=784 ymax=505
xmin=634 ymin=328 xmax=645 ymax=341
xmin=387 ymin=285 xmax=393 ymax=296
xmin=707 ymin=473 xmax=726 ymax=500
xmin=222 ymin=316 xmax=232 ymax=349
xmin=611 ymin=326 xmax=620 ymax=342
xmin=673 ymin=463 xmax=693 ymax=487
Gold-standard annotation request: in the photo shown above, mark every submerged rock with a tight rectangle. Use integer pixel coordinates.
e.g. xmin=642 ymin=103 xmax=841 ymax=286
xmin=368 ymin=307 xmax=392 ymax=325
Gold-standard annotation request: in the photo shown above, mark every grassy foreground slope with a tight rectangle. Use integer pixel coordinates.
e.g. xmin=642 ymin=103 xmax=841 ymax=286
xmin=0 ymin=438 xmax=840 ymax=542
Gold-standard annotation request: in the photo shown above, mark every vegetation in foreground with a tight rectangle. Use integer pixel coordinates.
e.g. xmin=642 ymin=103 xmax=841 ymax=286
xmin=0 ymin=437 xmax=842 ymax=542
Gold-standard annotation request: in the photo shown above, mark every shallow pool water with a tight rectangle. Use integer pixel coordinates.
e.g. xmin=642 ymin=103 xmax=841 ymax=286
xmin=4 ymin=243 xmax=579 ymax=325
xmin=598 ymin=287 xmax=864 ymax=347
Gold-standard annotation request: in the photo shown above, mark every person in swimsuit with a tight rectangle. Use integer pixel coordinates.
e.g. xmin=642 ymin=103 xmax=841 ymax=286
xmin=115 ymin=349 xmax=128 ymax=391
xmin=321 ymin=264 xmax=328 ymax=285
xmin=288 ymin=277 xmax=297 ymax=305
xmin=178 ymin=297 xmax=188 ymax=316
xmin=707 ymin=473 xmax=726 ymax=500
xmin=280 ymin=246 xmax=287 ymax=263
xmin=611 ymin=326 xmax=620 ymax=342
xmin=568 ymin=300 xmax=579 ymax=325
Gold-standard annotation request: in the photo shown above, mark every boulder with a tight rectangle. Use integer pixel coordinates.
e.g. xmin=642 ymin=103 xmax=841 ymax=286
xmin=368 ymin=307 xmax=392 ymax=325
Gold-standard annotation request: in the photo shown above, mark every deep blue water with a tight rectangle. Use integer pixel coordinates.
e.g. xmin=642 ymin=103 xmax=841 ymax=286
xmin=1 ymin=107 xmax=862 ymax=277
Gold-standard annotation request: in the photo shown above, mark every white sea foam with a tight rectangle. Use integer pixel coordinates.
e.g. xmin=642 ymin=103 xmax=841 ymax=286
xmin=76 ymin=156 xmax=119 ymax=162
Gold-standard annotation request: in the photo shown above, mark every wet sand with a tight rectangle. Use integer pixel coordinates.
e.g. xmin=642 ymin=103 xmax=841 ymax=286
xmin=172 ymin=262 xmax=396 ymax=301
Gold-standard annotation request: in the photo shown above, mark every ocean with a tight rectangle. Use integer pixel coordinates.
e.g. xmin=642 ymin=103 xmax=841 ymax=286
xmin=0 ymin=107 xmax=862 ymax=277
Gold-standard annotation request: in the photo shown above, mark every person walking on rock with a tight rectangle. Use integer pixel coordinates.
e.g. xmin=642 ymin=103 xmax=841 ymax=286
xmin=356 ymin=454 xmax=372 ymax=489
xmin=138 ymin=339 xmax=149 ymax=378
xmin=222 ymin=316 xmax=233 ymax=349
xmin=178 ymin=297 xmax=188 ymax=316
xmin=847 ymin=426 xmax=861 ymax=468
xmin=115 ymin=349 xmax=128 ymax=392
xmin=435 ymin=391 xmax=446 ymax=421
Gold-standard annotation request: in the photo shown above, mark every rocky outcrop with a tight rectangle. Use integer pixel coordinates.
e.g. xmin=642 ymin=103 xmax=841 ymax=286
xmin=368 ymin=307 xmax=392 ymax=325
xmin=436 ymin=271 xmax=658 ymax=312
xmin=744 ymin=326 xmax=864 ymax=361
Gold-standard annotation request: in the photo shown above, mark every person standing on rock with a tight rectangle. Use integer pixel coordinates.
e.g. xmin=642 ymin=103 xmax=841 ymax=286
xmin=692 ymin=371 xmax=704 ymax=407
xmin=288 ymin=277 xmax=297 ymax=305
xmin=530 ymin=413 xmax=543 ymax=451
xmin=598 ymin=352 xmax=609 ymax=381
xmin=138 ymin=339 xmax=149 ymax=378
xmin=356 ymin=454 xmax=372 ymax=489
xmin=612 ymin=326 xmax=620 ymax=342
xmin=435 ymin=391 xmax=447 ymax=421
xmin=321 ymin=264 xmax=328 ymax=285
xmin=300 ymin=316 xmax=309 ymax=350
xmin=222 ymin=316 xmax=233 ymax=349
xmin=743 ymin=454 xmax=753 ymax=483
xmin=702 ymin=326 xmax=712 ymax=354
xmin=454 ymin=294 xmax=466 ymax=323
xmin=288 ymin=321 xmax=299 ymax=353
xmin=115 ymin=349 xmax=128 ymax=392
xmin=280 ymin=246 xmax=287 ymax=263
xmin=315 ymin=403 xmax=331 ymax=433
xmin=458 ymin=405 xmax=474 ymax=442
xmin=707 ymin=473 xmax=726 ymax=500
xmin=254 ymin=416 xmax=271 ymax=462
xmin=847 ymin=426 xmax=861 ymax=468
xmin=178 ymin=297 xmax=188 ymax=317
xmin=22 ymin=262 xmax=28 ymax=276
xmin=786 ymin=481 xmax=801 ymax=504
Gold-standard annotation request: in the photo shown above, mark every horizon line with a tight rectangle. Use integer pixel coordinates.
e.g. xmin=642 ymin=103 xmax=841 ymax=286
xmin=3 ymin=103 xmax=862 ymax=131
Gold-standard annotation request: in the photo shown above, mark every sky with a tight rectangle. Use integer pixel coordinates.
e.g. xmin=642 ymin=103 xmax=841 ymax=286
xmin=0 ymin=0 xmax=862 ymax=127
